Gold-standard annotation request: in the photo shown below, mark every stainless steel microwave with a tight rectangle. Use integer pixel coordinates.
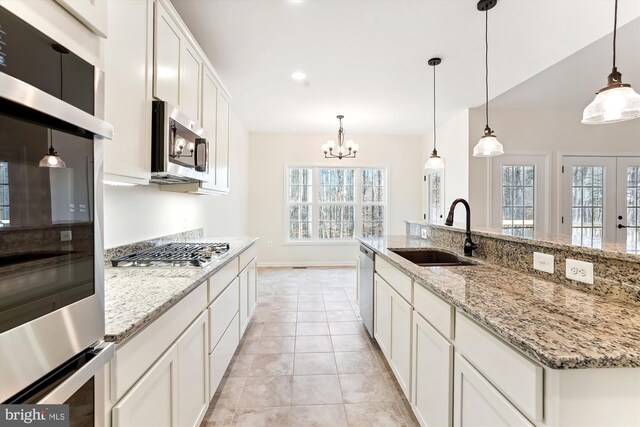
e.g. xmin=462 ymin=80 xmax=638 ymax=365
xmin=151 ymin=101 xmax=209 ymax=184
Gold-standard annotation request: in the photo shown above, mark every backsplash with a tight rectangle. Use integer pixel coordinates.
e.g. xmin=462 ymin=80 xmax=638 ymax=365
xmin=406 ymin=221 xmax=640 ymax=303
xmin=104 ymin=228 xmax=204 ymax=263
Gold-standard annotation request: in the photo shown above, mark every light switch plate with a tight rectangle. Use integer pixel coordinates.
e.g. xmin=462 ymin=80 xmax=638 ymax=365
xmin=60 ymin=230 xmax=72 ymax=242
xmin=565 ymin=259 xmax=594 ymax=284
xmin=533 ymin=252 xmax=554 ymax=274
xmin=420 ymin=228 xmax=428 ymax=239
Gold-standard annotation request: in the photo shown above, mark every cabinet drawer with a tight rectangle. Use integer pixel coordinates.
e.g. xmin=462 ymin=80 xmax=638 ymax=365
xmin=209 ymin=313 xmax=240 ymax=397
xmin=208 ymin=259 xmax=239 ymax=303
xmin=455 ymin=314 xmax=543 ymax=422
xmin=239 ymin=244 xmax=257 ymax=272
xmin=375 ymin=257 xmax=412 ymax=302
xmin=208 ymin=278 xmax=240 ymax=352
xmin=413 ymin=284 xmax=454 ymax=340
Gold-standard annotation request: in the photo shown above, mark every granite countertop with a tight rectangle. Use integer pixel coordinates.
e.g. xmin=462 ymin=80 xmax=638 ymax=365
xmin=104 ymin=236 xmax=258 ymax=344
xmin=357 ymin=235 xmax=640 ymax=369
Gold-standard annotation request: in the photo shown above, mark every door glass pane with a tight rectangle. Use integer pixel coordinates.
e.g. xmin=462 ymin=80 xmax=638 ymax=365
xmin=0 ymin=161 xmax=8 ymax=226
xmin=501 ymin=165 xmax=535 ymax=237
xmin=626 ymin=166 xmax=640 ymax=254
xmin=571 ymin=166 xmax=603 ymax=248
xmin=428 ymin=172 xmax=441 ymax=222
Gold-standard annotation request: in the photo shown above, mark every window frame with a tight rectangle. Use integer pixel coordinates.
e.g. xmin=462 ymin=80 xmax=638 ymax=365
xmin=284 ymin=164 xmax=388 ymax=244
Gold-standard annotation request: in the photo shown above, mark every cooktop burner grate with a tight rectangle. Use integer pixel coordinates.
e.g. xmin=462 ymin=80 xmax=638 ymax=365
xmin=111 ymin=242 xmax=230 ymax=267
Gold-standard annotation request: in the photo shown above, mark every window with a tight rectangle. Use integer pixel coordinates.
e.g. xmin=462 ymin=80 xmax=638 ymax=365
xmin=571 ymin=166 xmax=604 ymax=248
xmin=501 ymin=165 xmax=535 ymax=238
xmin=286 ymin=166 xmax=386 ymax=240
xmin=625 ymin=166 xmax=640 ymax=253
xmin=427 ymin=171 xmax=442 ymax=222
xmin=0 ymin=162 xmax=8 ymax=227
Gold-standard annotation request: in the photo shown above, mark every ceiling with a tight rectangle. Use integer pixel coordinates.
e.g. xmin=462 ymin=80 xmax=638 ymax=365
xmin=171 ymin=0 xmax=640 ymax=135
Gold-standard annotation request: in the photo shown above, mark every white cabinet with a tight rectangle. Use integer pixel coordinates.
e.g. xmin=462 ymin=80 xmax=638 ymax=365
xmin=209 ymin=313 xmax=240 ymax=398
xmin=215 ymin=91 xmax=230 ymax=191
xmin=390 ymin=286 xmax=412 ymax=400
xmin=412 ymin=312 xmax=453 ymax=427
xmin=55 ymin=0 xmax=107 ymax=37
xmin=247 ymin=259 xmax=257 ymax=319
xmin=154 ymin=0 xmax=181 ymax=107
xmin=239 ymin=263 xmax=249 ymax=336
xmin=177 ymin=312 xmax=208 ymax=427
xmin=179 ymin=41 xmax=201 ymax=122
xmin=200 ymin=69 xmax=218 ymax=190
xmin=104 ymin=0 xmax=152 ymax=184
xmin=112 ymin=344 xmax=178 ymax=427
xmin=454 ymin=354 xmax=534 ymax=427
xmin=374 ymin=273 xmax=391 ymax=357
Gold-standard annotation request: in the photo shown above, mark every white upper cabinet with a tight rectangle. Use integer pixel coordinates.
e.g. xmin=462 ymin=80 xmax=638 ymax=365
xmin=200 ymin=69 xmax=218 ymax=190
xmin=104 ymin=0 xmax=153 ymax=185
xmin=154 ymin=0 xmax=181 ymax=107
xmin=55 ymin=0 xmax=107 ymax=37
xmin=179 ymin=41 xmax=201 ymax=122
xmin=215 ymin=91 xmax=230 ymax=191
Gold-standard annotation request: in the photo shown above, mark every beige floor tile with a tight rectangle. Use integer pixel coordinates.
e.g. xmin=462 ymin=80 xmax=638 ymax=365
xmin=275 ymin=287 xmax=299 ymax=295
xmin=225 ymin=354 xmax=254 ymax=378
xmin=255 ymin=336 xmax=295 ymax=354
xmin=244 ymin=323 xmax=264 ymax=339
xmin=210 ymin=377 xmax=246 ymax=409
xmin=237 ymin=376 xmax=293 ymax=408
xmin=334 ymin=351 xmax=380 ymax=374
xmin=262 ymin=322 xmax=297 ymax=337
xmin=248 ymin=354 xmax=294 ymax=376
xmin=237 ymin=338 xmax=259 ymax=355
xmin=326 ymin=310 xmax=358 ymax=322
xmin=295 ymin=335 xmax=334 ymax=353
xmin=267 ymin=311 xmax=297 ymax=323
xmin=297 ymin=322 xmax=330 ymax=336
xmin=298 ymin=294 xmax=324 ymax=302
xmin=232 ymin=407 xmax=290 ymax=426
xmin=292 ymin=375 xmax=343 ymax=405
xmin=339 ymin=373 xmax=395 ymax=403
xmin=270 ymin=302 xmax=298 ymax=312
xmin=290 ymin=405 xmax=348 ymax=427
xmin=397 ymin=398 xmax=420 ymax=427
xmin=343 ymin=402 xmax=405 ymax=427
xmin=298 ymin=287 xmax=323 ymax=295
xmin=329 ymin=321 xmax=365 ymax=335
xmin=323 ymin=293 xmax=349 ymax=302
xmin=383 ymin=372 xmax=406 ymax=401
xmin=331 ymin=334 xmax=369 ymax=352
xmin=298 ymin=302 xmax=325 ymax=311
xmin=325 ymin=301 xmax=353 ymax=311
xmin=294 ymin=352 xmax=337 ymax=375
xmin=297 ymin=311 xmax=328 ymax=322
xmin=251 ymin=310 xmax=269 ymax=324
xmin=372 ymin=349 xmax=392 ymax=372
xmin=201 ymin=407 xmax=235 ymax=426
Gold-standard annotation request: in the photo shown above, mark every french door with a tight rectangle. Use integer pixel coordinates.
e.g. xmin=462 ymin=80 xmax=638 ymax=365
xmin=562 ymin=156 xmax=640 ymax=251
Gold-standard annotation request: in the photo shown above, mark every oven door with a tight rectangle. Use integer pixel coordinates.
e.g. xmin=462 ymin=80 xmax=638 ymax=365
xmin=2 ymin=343 xmax=114 ymax=427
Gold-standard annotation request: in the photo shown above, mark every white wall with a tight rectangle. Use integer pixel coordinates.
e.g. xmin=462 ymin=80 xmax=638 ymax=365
xmin=249 ymin=132 xmax=423 ymax=265
xmin=104 ymin=111 xmax=250 ymax=248
xmin=468 ymin=107 xmax=640 ymax=232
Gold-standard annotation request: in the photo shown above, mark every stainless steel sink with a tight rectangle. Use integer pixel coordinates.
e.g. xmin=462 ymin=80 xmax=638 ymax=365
xmin=389 ymin=249 xmax=475 ymax=267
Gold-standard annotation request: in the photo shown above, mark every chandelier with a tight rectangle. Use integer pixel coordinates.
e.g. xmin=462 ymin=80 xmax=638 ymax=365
xmin=321 ymin=115 xmax=358 ymax=159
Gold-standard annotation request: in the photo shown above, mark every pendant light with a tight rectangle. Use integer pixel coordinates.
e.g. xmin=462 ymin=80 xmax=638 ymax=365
xmin=582 ymin=0 xmax=640 ymax=124
xmin=425 ymin=58 xmax=445 ymax=170
xmin=321 ymin=115 xmax=358 ymax=159
xmin=39 ymin=44 xmax=68 ymax=169
xmin=473 ymin=0 xmax=504 ymax=158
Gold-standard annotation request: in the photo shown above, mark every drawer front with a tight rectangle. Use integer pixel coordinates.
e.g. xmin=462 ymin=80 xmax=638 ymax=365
xmin=209 ymin=313 xmax=240 ymax=397
xmin=375 ymin=256 xmax=412 ymax=302
xmin=455 ymin=314 xmax=543 ymax=422
xmin=413 ymin=284 xmax=454 ymax=340
xmin=239 ymin=244 xmax=257 ymax=272
xmin=112 ymin=284 xmax=207 ymax=401
xmin=208 ymin=258 xmax=239 ymax=303
xmin=208 ymin=278 xmax=240 ymax=352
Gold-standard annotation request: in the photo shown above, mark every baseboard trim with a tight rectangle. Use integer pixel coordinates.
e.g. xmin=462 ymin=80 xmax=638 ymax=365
xmin=257 ymin=261 xmax=357 ymax=268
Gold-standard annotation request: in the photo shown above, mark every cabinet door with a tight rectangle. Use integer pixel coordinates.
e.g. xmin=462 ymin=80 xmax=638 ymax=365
xmin=55 ymin=0 xmax=108 ymax=37
xmin=247 ymin=259 xmax=257 ymax=318
xmin=104 ymin=0 xmax=152 ymax=183
xmin=177 ymin=312 xmax=208 ymax=427
xmin=179 ymin=41 xmax=201 ymax=121
xmin=200 ymin=70 xmax=218 ymax=189
xmin=374 ymin=274 xmax=391 ymax=357
xmin=412 ymin=312 xmax=453 ymax=427
xmin=390 ymin=288 xmax=412 ymax=400
xmin=215 ymin=91 xmax=230 ymax=190
xmin=453 ymin=354 xmax=534 ymax=427
xmin=239 ymin=266 xmax=249 ymax=336
xmin=154 ymin=1 xmax=181 ymax=106
xmin=113 ymin=344 xmax=178 ymax=427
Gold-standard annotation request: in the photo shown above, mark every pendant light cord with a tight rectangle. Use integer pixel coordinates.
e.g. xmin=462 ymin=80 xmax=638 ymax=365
xmin=485 ymin=9 xmax=489 ymax=129
xmin=433 ymin=62 xmax=437 ymax=152
xmin=612 ymin=0 xmax=618 ymax=68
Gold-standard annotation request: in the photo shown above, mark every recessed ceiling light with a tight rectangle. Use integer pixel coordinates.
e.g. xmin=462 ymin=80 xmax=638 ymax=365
xmin=291 ymin=71 xmax=306 ymax=81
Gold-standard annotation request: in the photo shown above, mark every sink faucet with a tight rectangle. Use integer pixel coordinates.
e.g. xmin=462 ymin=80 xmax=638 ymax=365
xmin=445 ymin=198 xmax=478 ymax=257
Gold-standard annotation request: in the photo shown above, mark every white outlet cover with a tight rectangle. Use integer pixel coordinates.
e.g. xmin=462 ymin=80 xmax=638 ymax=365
xmin=420 ymin=228 xmax=427 ymax=239
xmin=533 ymin=252 xmax=554 ymax=274
xmin=60 ymin=230 xmax=73 ymax=242
xmin=565 ymin=258 xmax=594 ymax=285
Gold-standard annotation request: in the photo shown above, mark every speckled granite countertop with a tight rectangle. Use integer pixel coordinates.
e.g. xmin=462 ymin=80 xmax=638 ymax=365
xmin=104 ymin=237 xmax=258 ymax=344
xmin=357 ymin=235 xmax=640 ymax=370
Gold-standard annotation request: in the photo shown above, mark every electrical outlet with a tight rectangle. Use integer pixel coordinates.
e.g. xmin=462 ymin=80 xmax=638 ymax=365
xmin=533 ymin=252 xmax=554 ymax=274
xmin=565 ymin=259 xmax=594 ymax=284
xmin=60 ymin=230 xmax=72 ymax=242
xmin=267 ymin=241 xmax=273 ymax=248
xmin=420 ymin=228 xmax=428 ymax=239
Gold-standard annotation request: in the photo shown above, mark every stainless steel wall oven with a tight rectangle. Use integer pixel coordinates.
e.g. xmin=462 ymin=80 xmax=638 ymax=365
xmin=0 ymin=5 xmax=114 ymax=424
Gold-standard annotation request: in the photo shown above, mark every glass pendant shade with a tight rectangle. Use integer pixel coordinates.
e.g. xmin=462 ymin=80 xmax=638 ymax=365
xmin=425 ymin=151 xmax=444 ymax=170
xmin=473 ymin=128 xmax=504 ymax=157
xmin=39 ymin=147 xmax=66 ymax=168
xmin=582 ymin=85 xmax=640 ymax=124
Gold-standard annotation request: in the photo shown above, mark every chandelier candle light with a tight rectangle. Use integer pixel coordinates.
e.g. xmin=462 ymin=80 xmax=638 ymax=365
xmin=322 ymin=115 xmax=358 ymax=159
xmin=425 ymin=57 xmax=445 ymax=170
xmin=473 ymin=0 xmax=504 ymax=158
xmin=582 ymin=0 xmax=640 ymax=124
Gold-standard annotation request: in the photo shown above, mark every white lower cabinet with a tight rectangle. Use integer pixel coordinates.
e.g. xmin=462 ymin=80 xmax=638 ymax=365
xmin=390 ymin=286 xmax=412 ymax=400
xmin=112 ymin=344 xmax=178 ymax=427
xmin=374 ymin=274 xmax=392 ymax=357
xmin=454 ymin=354 xmax=534 ymax=427
xmin=177 ymin=312 xmax=209 ymax=427
xmin=247 ymin=259 xmax=257 ymax=318
xmin=209 ymin=313 xmax=240 ymax=397
xmin=239 ymin=257 xmax=258 ymax=336
xmin=412 ymin=312 xmax=453 ymax=427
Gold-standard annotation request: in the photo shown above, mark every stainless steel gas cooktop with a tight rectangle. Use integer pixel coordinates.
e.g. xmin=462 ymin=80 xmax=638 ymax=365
xmin=111 ymin=243 xmax=230 ymax=267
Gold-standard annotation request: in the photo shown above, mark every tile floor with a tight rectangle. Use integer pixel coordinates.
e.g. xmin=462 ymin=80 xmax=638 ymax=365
xmin=200 ymin=266 xmax=420 ymax=427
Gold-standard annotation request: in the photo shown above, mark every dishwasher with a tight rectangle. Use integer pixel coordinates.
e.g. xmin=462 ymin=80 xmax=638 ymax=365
xmin=358 ymin=244 xmax=375 ymax=337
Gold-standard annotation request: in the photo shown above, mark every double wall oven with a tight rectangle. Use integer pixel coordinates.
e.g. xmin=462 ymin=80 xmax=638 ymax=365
xmin=0 ymin=5 xmax=113 ymax=424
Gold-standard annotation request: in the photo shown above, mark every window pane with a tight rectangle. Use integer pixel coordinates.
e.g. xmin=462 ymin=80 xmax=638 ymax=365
xmin=501 ymin=164 xmax=534 ymax=237
xmin=288 ymin=168 xmax=312 ymax=203
xmin=571 ymin=165 xmax=604 ymax=249
xmin=626 ymin=166 xmax=640 ymax=254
